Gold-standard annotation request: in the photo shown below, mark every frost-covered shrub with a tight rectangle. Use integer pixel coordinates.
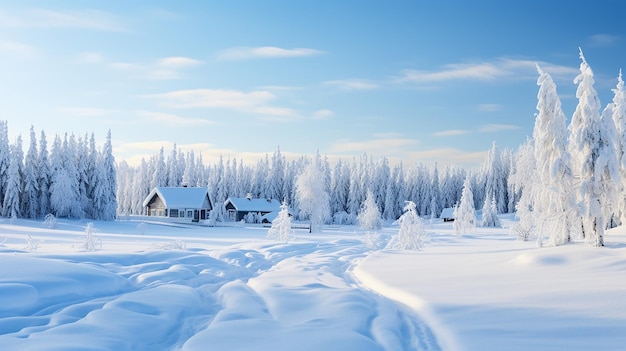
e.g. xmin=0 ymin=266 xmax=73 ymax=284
xmin=78 ymin=222 xmax=102 ymax=252
xmin=363 ymin=231 xmax=387 ymax=250
xmin=387 ymin=201 xmax=427 ymax=250
xmin=154 ymin=239 xmax=186 ymax=250
xmin=267 ymin=202 xmax=292 ymax=242
xmin=357 ymin=190 xmax=383 ymax=230
xmin=243 ymin=212 xmax=262 ymax=224
xmin=24 ymin=234 xmax=41 ymax=252
xmin=43 ymin=213 xmax=57 ymax=229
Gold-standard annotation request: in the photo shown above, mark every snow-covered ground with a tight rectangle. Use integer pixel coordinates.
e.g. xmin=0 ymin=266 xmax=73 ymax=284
xmin=1 ymin=217 xmax=625 ymax=350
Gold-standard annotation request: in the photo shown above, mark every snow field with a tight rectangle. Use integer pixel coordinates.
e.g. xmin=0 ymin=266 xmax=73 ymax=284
xmin=0 ymin=219 xmax=438 ymax=351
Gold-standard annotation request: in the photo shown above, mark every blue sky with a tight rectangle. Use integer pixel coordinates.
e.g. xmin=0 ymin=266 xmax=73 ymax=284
xmin=0 ymin=1 xmax=624 ymax=168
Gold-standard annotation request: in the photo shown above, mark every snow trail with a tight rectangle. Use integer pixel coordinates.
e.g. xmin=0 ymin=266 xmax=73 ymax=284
xmin=0 ymin=232 xmax=440 ymax=350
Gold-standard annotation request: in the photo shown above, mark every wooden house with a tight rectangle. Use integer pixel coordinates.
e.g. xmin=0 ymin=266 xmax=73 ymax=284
xmin=142 ymin=187 xmax=213 ymax=222
xmin=224 ymin=197 xmax=281 ymax=222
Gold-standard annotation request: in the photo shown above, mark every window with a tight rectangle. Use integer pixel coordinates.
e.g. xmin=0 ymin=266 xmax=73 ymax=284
xmin=169 ymin=209 xmax=179 ymax=218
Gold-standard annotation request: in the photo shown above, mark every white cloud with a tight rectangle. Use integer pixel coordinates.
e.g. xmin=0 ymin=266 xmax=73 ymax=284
xmin=0 ymin=40 xmax=38 ymax=59
xmin=479 ymin=124 xmax=520 ymax=133
xmin=330 ymin=137 xmax=418 ymax=154
xmin=137 ymin=110 xmax=216 ymax=126
xmin=477 ymin=104 xmax=502 ymax=112
xmin=76 ymin=52 xmax=105 ymax=64
xmin=0 ymin=8 xmax=127 ymax=31
xmin=324 ymin=79 xmax=379 ymax=91
xmin=144 ymin=88 xmax=304 ymax=122
xmin=59 ymin=107 xmax=116 ymax=117
xmin=313 ymin=109 xmax=334 ymax=120
xmin=406 ymin=148 xmax=487 ymax=169
xmin=217 ymin=46 xmax=324 ymax=60
xmin=588 ymin=34 xmax=619 ymax=47
xmin=396 ymin=58 xmax=577 ymax=84
xmin=146 ymin=89 xmax=275 ymax=109
xmin=106 ymin=56 xmax=203 ymax=80
xmin=433 ymin=129 xmax=469 ymax=137
xmin=156 ymin=57 xmax=203 ymax=68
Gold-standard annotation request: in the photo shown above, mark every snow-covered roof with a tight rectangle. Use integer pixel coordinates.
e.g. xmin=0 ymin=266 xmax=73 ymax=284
xmin=142 ymin=187 xmax=211 ymax=209
xmin=225 ymin=197 xmax=281 ymax=212
xmin=440 ymin=207 xmax=455 ymax=219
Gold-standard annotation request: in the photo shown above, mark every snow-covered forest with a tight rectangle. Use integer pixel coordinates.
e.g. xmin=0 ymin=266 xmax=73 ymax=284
xmin=116 ymin=143 xmax=513 ymax=225
xmin=0 ymin=124 xmax=117 ymax=221
xmin=2 ymin=50 xmax=625 ymax=250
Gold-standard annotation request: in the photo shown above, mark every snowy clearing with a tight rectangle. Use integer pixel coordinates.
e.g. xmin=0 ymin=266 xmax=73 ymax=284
xmin=1 ymin=217 xmax=625 ymax=350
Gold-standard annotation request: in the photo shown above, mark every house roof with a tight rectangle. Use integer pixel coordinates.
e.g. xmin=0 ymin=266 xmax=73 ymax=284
xmin=440 ymin=207 xmax=455 ymax=219
xmin=225 ymin=197 xmax=281 ymax=212
xmin=142 ymin=187 xmax=211 ymax=209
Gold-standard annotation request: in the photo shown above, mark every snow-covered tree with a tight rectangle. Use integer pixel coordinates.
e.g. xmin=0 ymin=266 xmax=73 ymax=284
xmin=37 ymin=130 xmax=51 ymax=218
xmin=267 ymin=201 xmax=292 ymax=242
xmin=358 ymin=190 xmax=382 ymax=230
xmin=3 ymin=136 xmax=23 ymax=218
xmin=453 ymin=175 xmax=476 ymax=235
xmin=295 ymin=158 xmax=330 ymax=232
xmin=568 ymin=48 xmax=619 ymax=247
xmin=607 ymin=70 xmax=626 ymax=224
xmin=92 ymin=130 xmax=117 ymax=220
xmin=388 ymin=201 xmax=426 ymax=250
xmin=0 ymin=121 xmax=10 ymax=210
xmin=22 ymin=126 xmax=39 ymax=218
xmin=533 ymin=64 xmax=576 ymax=246
xmin=481 ymin=195 xmax=500 ymax=228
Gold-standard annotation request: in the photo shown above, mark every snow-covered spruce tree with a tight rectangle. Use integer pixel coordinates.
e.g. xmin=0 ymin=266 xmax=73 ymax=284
xmin=388 ymin=201 xmax=426 ymax=250
xmin=93 ymin=130 xmax=117 ymax=221
xmin=267 ymin=201 xmax=292 ymax=242
xmin=510 ymin=139 xmax=539 ymax=242
xmin=607 ymin=70 xmax=626 ymax=225
xmin=37 ymin=130 xmax=51 ymax=218
xmin=22 ymin=126 xmax=39 ymax=219
xmin=0 ymin=121 xmax=10 ymax=210
xmin=533 ymin=64 xmax=576 ymax=246
xmin=568 ymin=49 xmax=619 ymax=247
xmin=295 ymin=157 xmax=330 ymax=233
xmin=482 ymin=142 xmax=508 ymax=214
xmin=453 ymin=174 xmax=476 ymax=236
xmin=358 ymin=190 xmax=383 ymax=230
xmin=481 ymin=195 xmax=500 ymax=228
xmin=2 ymin=136 xmax=23 ymax=219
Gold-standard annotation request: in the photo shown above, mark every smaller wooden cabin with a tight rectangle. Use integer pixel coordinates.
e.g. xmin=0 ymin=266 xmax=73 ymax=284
xmin=224 ymin=197 xmax=281 ymax=222
xmin=440 ymin=207 xmax=455 ymax=222
xmin=143 ymin=187 xmax=213 ymax=222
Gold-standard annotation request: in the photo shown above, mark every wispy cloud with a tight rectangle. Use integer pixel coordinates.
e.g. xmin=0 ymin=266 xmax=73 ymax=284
xmin=330 ymin=136 xmax=418 ymax=155
xmin=144 ymin=88 xmax=302 ymax=121
xmin=137 ymin=110 xmax=216 ymax=126
xmin=76 ymin=51 xmax=106 ymax=64
xmin=59 ymin=107 xmax=117 ymax=117
xmin=0 ymin=8 xmax=127 ymax=31
xmin=406 ymin=148 xmax=487 ymax=168
xmin=324 ymin=79 xmax=379 ymax=91
xmin=479 ymin=124 xmax=520 ymax=133
xmin=156 ymin=56 xmax=203 ymax=68
xmin=77 ymin=53 xmax=203 ymax=80
xmin=433 ymin=129 xmax=469 ymax=137
xmin=588 ymin=34 xmax=620 ymax=47
xmin=0 ymin=39 xmax=38 ymax=59
xmin=216 ymin=46 xmax=324 ymax=60
xmin=313 ymin=109 xmax=334 ymax=120
xmin=396 ymin=58 xmax=578 ymax=84
xmin=477 ymin=104 xmax=502 ymax=112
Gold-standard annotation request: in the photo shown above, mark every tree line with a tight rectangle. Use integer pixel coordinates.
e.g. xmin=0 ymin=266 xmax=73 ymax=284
xmin=116 ymin=143 xmax=514 ymax=225
xmin=0 ymin=124 xmax=116 ymax=221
